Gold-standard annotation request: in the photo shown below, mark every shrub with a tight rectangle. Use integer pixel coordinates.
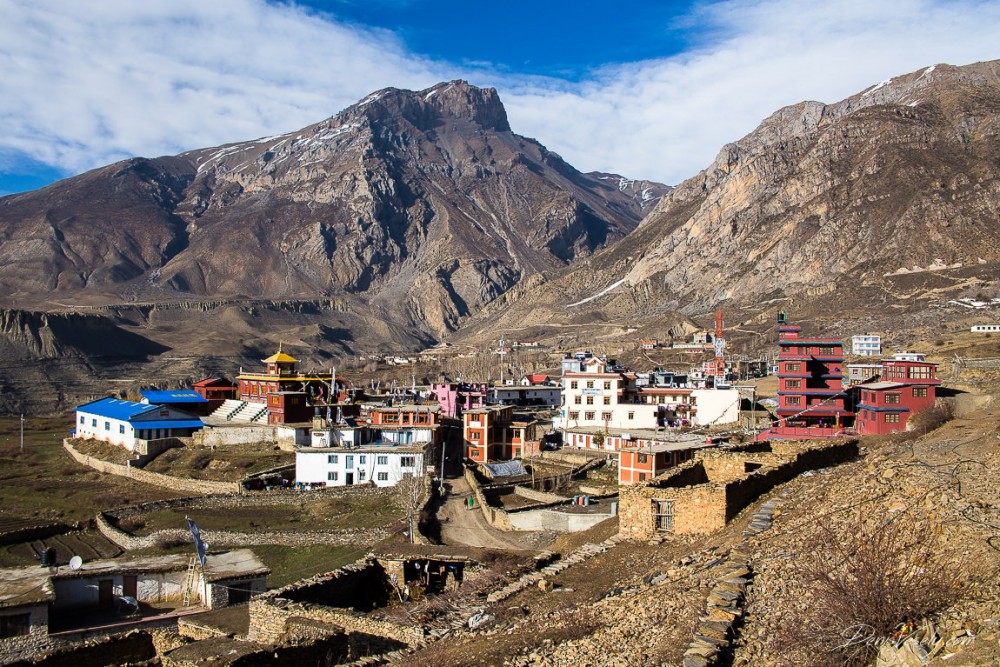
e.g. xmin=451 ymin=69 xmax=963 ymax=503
xmin=777 ymin=511 xmax=971 ymax=666
xmin=908 ymin=400 xmax=954 ymax=434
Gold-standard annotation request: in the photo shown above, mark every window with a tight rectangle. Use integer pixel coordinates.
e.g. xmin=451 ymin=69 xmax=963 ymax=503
xmin=328 ymin=454 xmax=338 ymax=464
xmin=345 ymin=456 xmax=354 ymax=469
xmin=358 ymin=471 xmax=366 ymax=480
xmin=377 ymin=455 xmax=388 ymax=465
xmin=785 ymin=379 xmax=801 ymax=389
xmin=628 ymin=411 xmax=635 ymax=420
xmin=586 ymin=396 xmax=594 ymax=405
xmin=359 ymin=455 xmax=366 ymax=464
xmin=818 ymin=346 xmax=836 ymax=356
xmin=909 ymin=366 xmax=933 ymax=379
xmin=785 ymin=362 xmax=801 ymax=372
xmin=104 ymin=421 xmax=110 ymax=431
xmin=569 ymin=412 xmax=579 ymax=420
xmin=119 ymin=424 xmax=125 ymax=434
xmin=79 ymin=416 xmax=84 ymax=424
xmin=603 ymin=396 xmax=611 ymax=405
xmin=92 ymin=418 xmax=97 ymax=427
xmin=639 ymin=473 xmax=647 ymax=481
xmin=586 ymin=381 xmax=594 ymax=389
xmin=400 ymin=456 xmax=415 ymax=467
xmin=637 ymin=453 xmax=648 ymax=464
xmin=585 ymin=411 xmax=595 ymax=420
xmin=885 ymin=393 xmax=901 ymax=405
xmin=328 ymin=471 xmax=339 ymax=481
xmin=574 ymin=396 xmax=582 ymax=404
xmin=913 ymin=387 xmax=928 ymax=398
xmin=377 ymin=472 xmax=389 ymax=481
xmin=570 ymin=381 xmax=578 ymax=389
xmin=0 ymin=612 xmax=31 ymax=638
xmin=603 ymin=381 xmax=611 ymax=390
xmin=469 ymin=432 xmax=479 ymax=440
xmin=602 ymin=412 xmax=612 ymax=421
xmin=786 ymin=396 xmax=802 ymax=406
xmin=885 ymin=413 xmax=900 ymax=423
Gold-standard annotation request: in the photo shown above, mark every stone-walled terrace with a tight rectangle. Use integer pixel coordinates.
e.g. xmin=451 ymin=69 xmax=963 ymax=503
xmin=619 ymin=438 xmax=858 ymax=539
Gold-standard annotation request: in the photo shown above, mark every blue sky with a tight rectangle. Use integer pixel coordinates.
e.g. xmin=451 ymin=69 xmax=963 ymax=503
xmin=1 ymin=0 xmax=998 ymax=195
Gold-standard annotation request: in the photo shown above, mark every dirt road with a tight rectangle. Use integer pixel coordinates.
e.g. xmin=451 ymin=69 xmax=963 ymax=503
xmin=436 ymin=477 xmax=542 ymax=551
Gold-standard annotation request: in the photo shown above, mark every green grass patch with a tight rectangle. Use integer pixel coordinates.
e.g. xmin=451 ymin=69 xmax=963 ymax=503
xmin=142 ymin=445 xmax=292 ymax=481
xmin=252 ymin=544 xmax=369 ymax=588
xmin=0 ymin=416 xmax=183 ymax=526
xmin=128 ymin=492 xmax=407 ymax=535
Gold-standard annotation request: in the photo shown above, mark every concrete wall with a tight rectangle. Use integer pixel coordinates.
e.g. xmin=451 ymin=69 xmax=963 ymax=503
xmin=507 ymin=508 xmax=614 ymax=532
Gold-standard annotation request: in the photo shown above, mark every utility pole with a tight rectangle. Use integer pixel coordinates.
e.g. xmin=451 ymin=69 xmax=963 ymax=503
xmin=20 ymin=414 xmax=25 ymax=451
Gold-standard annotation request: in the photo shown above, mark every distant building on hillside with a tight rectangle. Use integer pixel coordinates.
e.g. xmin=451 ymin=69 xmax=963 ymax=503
xmin=851 ymin=334 xmax=882 ymax=357
xmin=855 ymin=358 xmax=941 ymax=435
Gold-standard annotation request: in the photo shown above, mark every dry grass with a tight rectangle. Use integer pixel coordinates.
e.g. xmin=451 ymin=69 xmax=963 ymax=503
xmin=777 ymin=510 xmax=974 ymax=666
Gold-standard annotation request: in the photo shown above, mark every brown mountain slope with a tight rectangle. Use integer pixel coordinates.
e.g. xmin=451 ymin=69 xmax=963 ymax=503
xmin=0 ymin=81 xmax=666 ymax=340
xmin=457 ymin=60 xmax=1000 ymax=344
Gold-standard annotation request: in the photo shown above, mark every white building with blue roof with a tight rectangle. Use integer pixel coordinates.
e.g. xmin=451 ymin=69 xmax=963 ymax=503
xmin=74 ymin=397 xmax=204 ymax=451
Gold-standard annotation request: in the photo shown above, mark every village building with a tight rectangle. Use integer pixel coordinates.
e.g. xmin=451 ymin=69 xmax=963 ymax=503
xmin=971 ymin=324 xmax=1000 ymax=332
xmin=233 ymin=347 xmax=340 ymax=424
xmin=618 ymin=439 xmax=713 ymax=485
xmin=296 ymin=440 xmax=430 ymax=488
xmin=765 ymin=315 xmax=853 ymax=439
xmin=0 ymin=550 xmax=267 ymax=659
xmin=555 ymin=356 xmax=739 ymax=433
xmin=192 ymin=377 xmax=238 ymax=402
xmin=463 ymin=405 xmax=539 ymax=462
xmin=491 ymin=384 xmax=562 ymax=408
xmin=433 ymin=382 xmax=488 ymax=418
xmin=845 ymin=363 xmax=883 ymax=387
xmin=855 ymin=358 xmax=941 ymax=435
xmin=139 ymin=389 xmax=212 ymax=415
xmin=851 ymin=334 xmax=882 ymax=356
xmin=365 ymin=404 xmax=442 ymax=446
xmin=74 ymin=398 xmax=203 ymax=451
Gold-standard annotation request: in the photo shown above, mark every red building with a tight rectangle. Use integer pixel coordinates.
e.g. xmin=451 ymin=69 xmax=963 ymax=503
xmin=618 ymin=443 xmax=699 ymax=485
xmin=236 ymin=347 xmax=338 ymax=404
xmin=266 ymin=391 xmax=312 ymax=425
xmin=768 ymin=315 xmax=853 ymax=439
xmin=855 ymin=360 xmax=940 ymax=435
xmin=193 ymin=377 xmax=238 ymax=401
xmin=463 ymin=406 xmax=538 ymax=462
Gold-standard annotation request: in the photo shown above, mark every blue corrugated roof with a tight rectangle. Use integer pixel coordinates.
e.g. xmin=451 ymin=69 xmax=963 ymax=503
xmin=131 ymin=419 xmax=204 ymax=430
xmin=140 ymin=390 xmax=208 ymax=404
xmin=76 ymin=397 xmax=158 ymax=420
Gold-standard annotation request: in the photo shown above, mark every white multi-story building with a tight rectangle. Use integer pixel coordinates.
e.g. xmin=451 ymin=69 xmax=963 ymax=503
xmin=490 ymin=384 xmax=561 ymax=407
xmin=851 ymin=334 xmax=882 ymax=357
xmin=554 ymin=357 xmax=739 ymax=433
xmin=296 ymin=441 xmax=429 ymax=488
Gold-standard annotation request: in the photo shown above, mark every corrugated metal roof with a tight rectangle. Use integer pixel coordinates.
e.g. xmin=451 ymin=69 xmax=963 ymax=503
xmin=76 ymin=397 xmax=157 ymax=420
xmin=140 ymin=389 xmax=208 ymax=403
xmin=131 ymin=419 xmax=204 ymax=430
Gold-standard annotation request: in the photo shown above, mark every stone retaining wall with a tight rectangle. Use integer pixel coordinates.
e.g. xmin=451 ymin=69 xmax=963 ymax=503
xmin=64 ymin=440 xmax=242 ymax=495
xmin=0 ymin=522 xmax=72 ymax=547
xmin=512 ymin=486 xmax=566 ymax=504
xmin=95 ymin=487 xmax=398 ymax=551
xmin=192 ymin=426 xmax=277 ymax=447
xmin=619 ymin=438 xmax=858 ymax=540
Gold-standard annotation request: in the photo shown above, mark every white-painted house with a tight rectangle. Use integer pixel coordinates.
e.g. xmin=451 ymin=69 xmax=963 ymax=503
xmin=296 ymin=441 xmax=430 ymax=488
xmin=74 ymin=397 xmax=204 ymax=452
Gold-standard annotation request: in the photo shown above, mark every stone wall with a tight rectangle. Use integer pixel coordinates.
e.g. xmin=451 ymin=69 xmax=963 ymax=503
xmin=96 ymin=489 xmax=395 ymax=551
xmin=247 ymin=560 xmax=421 ymax=650
xmin=619 ymin=438 xmax=858 ymax=540
xmin=0 ymin=522 xmax=72 ymax=547
xmin=64 ymin=441 xmax=242 ymax=495
xmin=192 ymin=426 xmax=278 ymax=448
xmin=512 ymin=486 xmax=566 ymax=504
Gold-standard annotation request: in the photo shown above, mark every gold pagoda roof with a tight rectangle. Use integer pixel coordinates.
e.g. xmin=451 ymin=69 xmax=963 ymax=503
xmin=263 ymin=343 xmax=298 ymax=364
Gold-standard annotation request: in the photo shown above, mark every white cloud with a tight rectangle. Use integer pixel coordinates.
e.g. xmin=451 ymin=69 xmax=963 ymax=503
xmin=0 ymin=0 xmax=998 ymax=187
xmin=498 ymin=0 xmax=1000 ymax=184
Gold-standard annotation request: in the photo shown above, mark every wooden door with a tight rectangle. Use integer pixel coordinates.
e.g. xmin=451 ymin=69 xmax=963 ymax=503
xmin=98 ymin=579 xmax=114 ymax=606
xmin=123 ymin=575 xmax=138 ymax=598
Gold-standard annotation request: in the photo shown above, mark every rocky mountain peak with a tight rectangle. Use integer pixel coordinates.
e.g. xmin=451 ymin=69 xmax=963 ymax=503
xmin=338 ymin=80 xmax=511 ymax=134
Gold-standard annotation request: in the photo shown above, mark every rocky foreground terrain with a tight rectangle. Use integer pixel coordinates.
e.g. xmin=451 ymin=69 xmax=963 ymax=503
xmin=392 ymin=383 xmax=1000 ymax=667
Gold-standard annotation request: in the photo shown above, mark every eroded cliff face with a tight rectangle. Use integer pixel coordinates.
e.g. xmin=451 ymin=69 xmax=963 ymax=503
xmin=0 ymin=81 xmax=664 ymax=340
xmin=622 ymin=61 xmax=1000 ymax=310
xmin=467 ymin=60 xmax=1000 ymax=336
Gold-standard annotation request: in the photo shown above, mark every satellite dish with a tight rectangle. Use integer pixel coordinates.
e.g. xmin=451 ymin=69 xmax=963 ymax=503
xmin=69 ymin=556 xmax=83 ymax=570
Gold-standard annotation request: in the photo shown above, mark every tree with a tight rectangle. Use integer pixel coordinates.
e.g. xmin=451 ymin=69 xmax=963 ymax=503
xmin=396 ymin=472 xmax=425 ymax=544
